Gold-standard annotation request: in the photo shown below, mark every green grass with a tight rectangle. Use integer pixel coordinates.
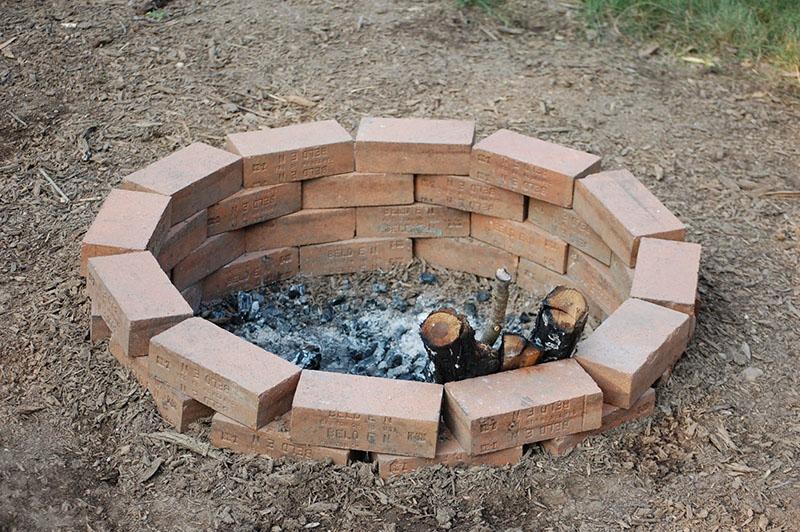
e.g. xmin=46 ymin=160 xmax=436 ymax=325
xmin=582 ymin=0 xmax=800 ymax=69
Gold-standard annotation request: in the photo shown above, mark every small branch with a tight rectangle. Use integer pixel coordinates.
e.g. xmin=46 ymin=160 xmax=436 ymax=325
xmin=479 ymin=268 xmax=512 ymax=347
xmin=39 ymin=168 xmax=70 ymax=203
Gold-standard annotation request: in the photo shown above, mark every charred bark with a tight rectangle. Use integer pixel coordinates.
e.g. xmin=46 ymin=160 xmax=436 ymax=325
xmin=528 ymin=286 xmax=589 ymax=363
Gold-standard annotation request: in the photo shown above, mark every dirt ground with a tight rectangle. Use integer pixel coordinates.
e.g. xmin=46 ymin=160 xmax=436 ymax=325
xmin=1 ymin=0 xmax=799 ymax=530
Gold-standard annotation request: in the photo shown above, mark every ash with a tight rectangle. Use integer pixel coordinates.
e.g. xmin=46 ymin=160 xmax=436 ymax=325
xmin=201 ymin=261 xmax=541 ymax=382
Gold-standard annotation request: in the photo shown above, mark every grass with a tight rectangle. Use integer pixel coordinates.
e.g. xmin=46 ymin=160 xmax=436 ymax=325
xmin=582 ymin=0 xmax=800 ymax=70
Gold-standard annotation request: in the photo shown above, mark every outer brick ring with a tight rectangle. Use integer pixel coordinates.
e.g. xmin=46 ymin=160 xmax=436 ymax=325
xmin=82 ymin=117 xmax=701 ymax=477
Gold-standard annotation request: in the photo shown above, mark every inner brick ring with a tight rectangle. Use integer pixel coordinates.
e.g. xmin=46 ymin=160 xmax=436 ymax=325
xmin=82 ymin=117 xmax=701 ymax=476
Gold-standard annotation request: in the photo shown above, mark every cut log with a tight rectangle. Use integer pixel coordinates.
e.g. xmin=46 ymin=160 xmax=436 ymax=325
xmin=479 ymin=268 xmax=513 ymax=347
xmin=529 ymin=286 xmax=588 ymax=363
xmin=420 ymin=308 xmax=499 ymax=384
xmin=500 ymin=333 xmax=542 ymax=370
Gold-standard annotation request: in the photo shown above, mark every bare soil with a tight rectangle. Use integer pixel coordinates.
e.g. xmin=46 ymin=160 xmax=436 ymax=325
xmin=1 ymin=1 xmax=799 ymax=530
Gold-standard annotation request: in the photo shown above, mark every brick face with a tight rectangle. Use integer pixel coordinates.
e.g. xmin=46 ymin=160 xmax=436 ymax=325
xmin=290 ymin=370 xmax=444 ymax=458
xmin=527 ymin=198 xmax=611 ymax=265
xmin=443 ymin=359 xmax=603 ymax=455
xmin=80 ymin=189 xmax=171 ymax=276
xmin=207 ymin=182 xmax=301 ymax=235
xmin=471 ymin=213 xmax=568 ymax=273
xmin=202 ymin=247 xmax=299 ymax=301
xmin=302 ymin=172 xmax=414 ymax=209
xmin=574 ymin=298 xmax=692 ymax=408
xmin=566 ymin=248 xmax=626 ymax=319
xmin=299 ymin=237 xmax=412 ymax=276
xmin=630 ymin=238 xmax=701 ymax=314
xmin=210 ymin=412 xmax=353 ymax=465
xmin=226 ymin=120 xmax=354 ymax=187
xmin=356 ymin=203 xmax=470 ymax=239
xmin=573 ymin=169 xmax=685 ymax=267
xmin=157 ymin=209 xmax=207 ymax=272
xmin=471 ymin=129 xmax=601 ymax=207
xmin=87 ymin=251 xmax=193 ymax=357
xmin=415 ymin=174 xmax=526 ymax=222
xmin=149 ymin=376 xmax=214 ymax=433
xmin=246 ymin=208 xmax=355 ymax=252
xmin=121 ymin=142 xmax=242 ymax=224
xmin=414 ymin=237 xmax=518 ymax=279
xmin=172 ymin=230 xmax=245 ymax=290
xmin=374 ymin=427 xmax=522 ymax=478
xmin=355 ymin=117 xmax=474 ymax=175
xmin=149 ymin=317 xmax=301 ymax=429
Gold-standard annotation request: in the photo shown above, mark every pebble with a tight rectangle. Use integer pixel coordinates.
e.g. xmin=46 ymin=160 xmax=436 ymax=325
xmin=419 ymin=272 xmax=437 ymax=284
xmin=476 ymin=290 xmax=490 ymax=302
xmin=742 ymin=367 xmax=763 ymax=382
xmin=372 ymin=282 xmax=388 ymax=294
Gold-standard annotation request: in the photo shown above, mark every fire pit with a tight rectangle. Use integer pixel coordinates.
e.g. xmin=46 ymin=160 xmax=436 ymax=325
xmin=82 ymin=117 xmax=701 ymax=477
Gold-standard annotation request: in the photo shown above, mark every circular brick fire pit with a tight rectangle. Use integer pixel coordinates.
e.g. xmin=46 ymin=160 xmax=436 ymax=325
xmin=82 ymin=117 xmax=700 ymax=478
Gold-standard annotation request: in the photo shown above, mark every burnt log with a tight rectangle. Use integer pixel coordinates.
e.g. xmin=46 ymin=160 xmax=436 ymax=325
xmin=529 ymin=286 xmax=588 ymax=363
xmin=500 ymin=333 xmax=542 ymax=370
xmin=420 ymin=308 xmax=500 ymax=384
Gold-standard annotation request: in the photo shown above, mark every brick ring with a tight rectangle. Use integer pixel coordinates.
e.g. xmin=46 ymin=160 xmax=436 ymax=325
xmin=82 ymin=118 xmax=700 ymax=476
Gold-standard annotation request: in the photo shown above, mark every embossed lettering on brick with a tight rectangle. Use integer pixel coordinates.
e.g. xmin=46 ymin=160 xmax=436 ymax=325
xmin=527 ymin=198 xmax=611 ymax=264
xmin=471 ymin=213 xmax=567 ymax=273
xmin=207 ymin=182 xmax=301 ymax=235
xmin=299 ymin=237 xmax=412 ymax=276
xmin=415 ymin=174 xmax=525 ymax=222
xmin=202 ymin=247 xmax=299 ymax=301
xmin=356 ymin=203 xmax=469 ymax=238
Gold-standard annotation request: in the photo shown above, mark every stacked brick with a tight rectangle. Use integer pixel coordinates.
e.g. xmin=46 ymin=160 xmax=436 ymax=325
xmin=81 ymin=116 xmax=701 ymax=475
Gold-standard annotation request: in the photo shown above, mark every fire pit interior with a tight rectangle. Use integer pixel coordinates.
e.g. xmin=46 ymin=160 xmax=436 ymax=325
xmin=81 ymin=117 xmax=701 ymax=477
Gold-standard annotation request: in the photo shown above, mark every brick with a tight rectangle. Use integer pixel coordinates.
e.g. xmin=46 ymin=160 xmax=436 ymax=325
xmin=90 ymin=301 xmax=111 ymax=345
xmin=471 ymin=129 xmax=601 ymax=207
xmin=226 ymin=120 xmax=354 ymax=187
xmin=290 ymin=370 xmax=443 ymax=458
xmin=630 ymin=238 xmax=701 ymax=314
xmin=471 ymin=213 xmax=567 ymax=274
xmin=566 ymin=248 xmax=627 ymax=319
xmin=299 ymin=238 xmax=412 ymax=276
xmin=108 ymin=339 xmax=150 ymax=388
xmin=88 ymin=252 xmax=192 ymax=357
xmin=202 ymin=247 xmax=299 ymax=301
xmin=121 ymin=142 xmax=242 ymax=224
xmin=207 ymin=182 xmax=301 ymax=235
xmin=575 ymin=298 xmax=692 ymax=408
xmin=375 ymin=427 xmax=522 ymax=478
xmin=157 ymin=210 xmax=207 ymax=271
xmin=414 ymin=237 xmax=518 ymax=279
xmin=172 ymin=230 xmax=245 ymax=290
xmin=541 ymin=388 xmax=656 ymax=457
xmin=303 ymin=172 xmax=414 ymax=208
xmin=246 ymin=208 xmax=354 ymax=251
xmin=80 ymin=189 xmax=171 ymax=276
xmin=573 ymin=169 xmax=686 ymax=267
xmin=609 ymin=254 xmax=635 ymax=296
xmin=210 ymin=412 xmax=353 ymax=465
xmin=149 ymin=376 xmax=214 ymax=433
xmin=356 ymin=203 xmax=469 ymax=239
xmin=180 ymin=283 xmax=203 ymax=313
xmin=355 ymin=117 xmax=474 ymax=175
xmin=444 ymin=359 xmax=602 ymax=455
xmin=149 ymin=317 xmax=301 ymax=429
xmin=415 ymin=174 xmax=525 ymax=222
xmin=527 ymin=198 xmax=611 ymax=264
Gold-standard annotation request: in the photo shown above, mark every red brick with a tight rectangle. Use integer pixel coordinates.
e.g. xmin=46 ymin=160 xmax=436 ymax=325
xmin=573 ymin=169 xmax=686 ymax=267
xmin=290 ymin=370 xmax=443 ymax=458
xmin=80 ymin=189 xmax=171 ymax=276
xmin=180 ymin=283 xmax=203 ymax=313
xmin=355 ymin=117 xmax=474 ymax=175
xmin=356 ymin=203 xmax=469 ymax=239
xmin=443 ymin=359 xmax=602 ymax=455
xmin=202 ymin=247 xmax=299 ymax=301
xmin=566 ymin=248 xmax=626 ymax=319
xmin=87 ymin=252 xmax=192 ymax=357
xmin=210 ymin=412 xmax=353 ymax=465
xmin=246 ymin=208 xmax=354 ymax=251
xmin=108 ymin=339 xmax=150 ymax=388
xmin=630 ymin=238 xmax=701 ymax=314
xmin=172 ymin=230 xmax=245 ymax=290
xmin=471 ymin=129 xmax=601 ymax=207
xmin=226 ymin=120 xmax=354 ymax=187
xmin=415 ymin=174 xmax=525 ymax=222
xmin=303 ymin=172 xmax=414 ymax=208
xmin=541 ymin=388 xmax=656 ymax=457
xmin=207 ymin=182 xmax=301 ymax=235
xmin=414 ymin=237 xmax=518 ymax=279
xmin=90 ymin=301 xmax=111 ymax=345
xmin=299 ymin=238 xmax=412 ymax=276
xmin=471 ymin=213 xmax=567 ymax=273
xmin=575 ymin=298 xmax=692 ymax=408
xmin=149 ymin=376 xmax=214 ymax=433
xmin=527 ymin=198 xmax=611 ymax=264
xmin=375 ymin=427 xmax=522 ymax=478
xmin=149 ymin=317 xmax=301 ymax=429
xmin=121 ymin=142 xmax=242 ymax=224
xmin=157 ymin=210 xmax=207 ymax=271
